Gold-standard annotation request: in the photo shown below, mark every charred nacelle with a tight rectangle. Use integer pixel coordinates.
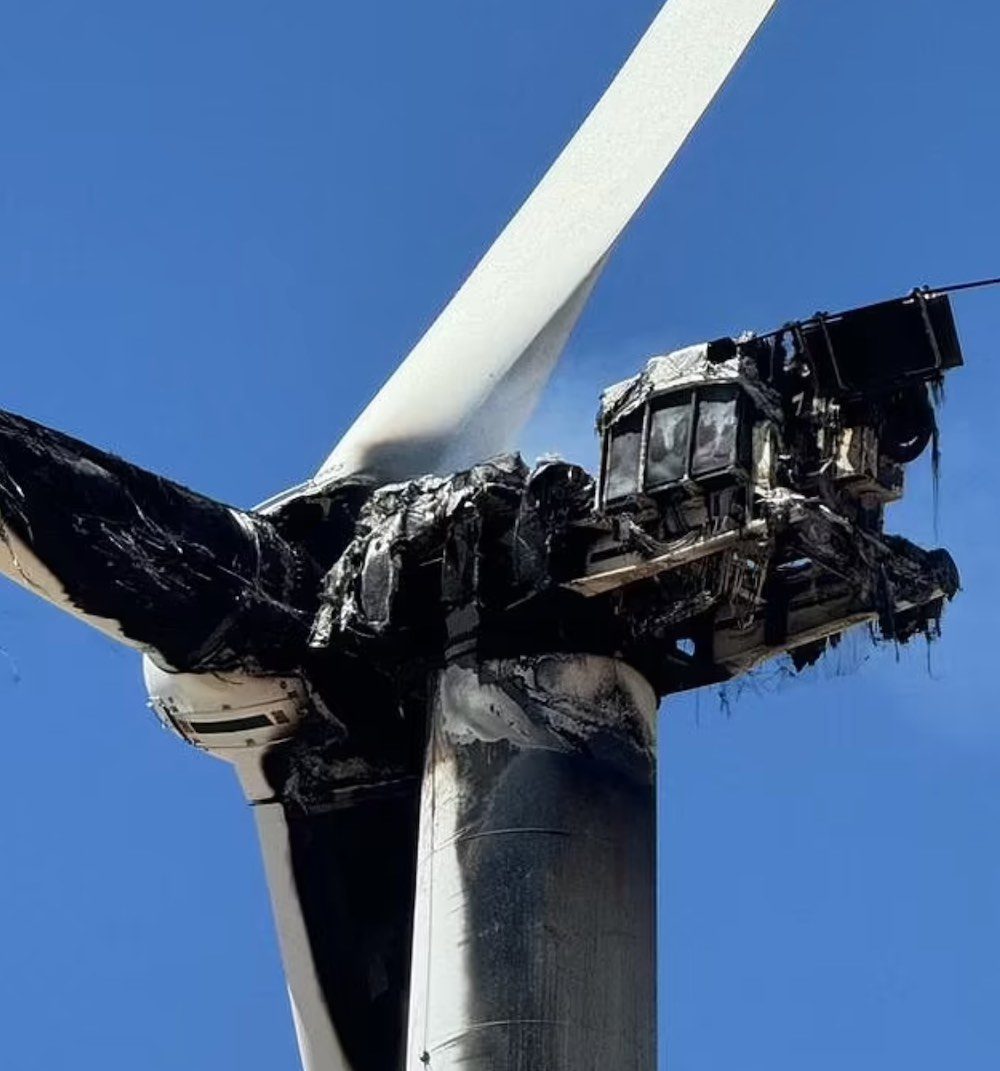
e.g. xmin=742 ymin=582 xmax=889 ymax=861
xmin=596 ymin=340 xmax=779 ymax=542
xmin=594 ymin=291 xmax=960 ymax=546
xmin=572 ymin=290 xmax=963 ymax=682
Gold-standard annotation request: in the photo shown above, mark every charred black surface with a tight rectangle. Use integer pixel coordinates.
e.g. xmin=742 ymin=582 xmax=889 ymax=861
xmin=0 ymin=291 xmax=961 ymax=698
xmin=457 ymin=746 xmax=655 ymax=1069
xmin=308 ymin=454 xmax=960 ymax=698
xmin=281 ymin=788 xmax=420 ymax=1071
xmin=0 ymin=411 xmax=365 ymax=672
xmin=258 ymin=660 xmax=426 ymax=1071
xmin=410 ymin=656 xmax=657 ymax=1069
xmin=754 ymin=290 xmax=963 ymax=398
xmin=308 ymin=456 xmax=594 ymax=658
xmin=262 ymin=653 xmax=426 ymax=808
xmin=0 ymin=287 xmax=967 ymax=1071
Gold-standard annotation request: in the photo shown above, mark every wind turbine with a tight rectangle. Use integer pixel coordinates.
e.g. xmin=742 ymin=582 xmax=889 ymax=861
xmin=0 ymin=1 xmax=964 ymax=1069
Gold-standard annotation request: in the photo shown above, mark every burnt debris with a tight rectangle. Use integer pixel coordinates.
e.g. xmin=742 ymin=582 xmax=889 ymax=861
xmin=305 ymin=290 xmax=962 ymax=698
xmin=0 ymin=288 xmax=965 ymax=1071
xmin=0 ymin=289 xmax=963 ymax=707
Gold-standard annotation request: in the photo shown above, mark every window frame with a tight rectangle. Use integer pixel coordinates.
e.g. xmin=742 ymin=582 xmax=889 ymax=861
xmin=644 ymin=390 xmax=699 ymax=495
xmin=688 ymin=383 xmax=745 ymax=482
xmin=601 ymin=383 xmax=750 ymax=507
xmin=600 ymin=407 xmax=647 ymax=505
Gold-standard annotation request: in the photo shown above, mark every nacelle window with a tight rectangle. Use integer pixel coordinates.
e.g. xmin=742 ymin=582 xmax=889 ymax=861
xmin=646 ymin=396 xmax=691 ymax=488
xmin=601 ymin=384 xmax=749 ymax=507
xmin=603 ymin=410 xmax=643 ymax=502
xmin=691 ymin=386 xmax=740 ymax=478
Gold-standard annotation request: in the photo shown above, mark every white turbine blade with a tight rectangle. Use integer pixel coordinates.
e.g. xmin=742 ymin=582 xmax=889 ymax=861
xmin=365 ymin=257 xmax=608 ymax=482
xmin=316 ymin=0 xmax=777 ymax=486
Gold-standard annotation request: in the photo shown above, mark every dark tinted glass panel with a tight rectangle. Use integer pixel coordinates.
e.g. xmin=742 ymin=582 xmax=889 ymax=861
xmin=646 ymin=395 xmax=692 ymax=487
xmin=188 ymin=714 xmax=273 ymax=735
xmin=692 ymin=393 xmax=738 ymax=476
xmin=604 ymin=415 xmax=643 ymax=500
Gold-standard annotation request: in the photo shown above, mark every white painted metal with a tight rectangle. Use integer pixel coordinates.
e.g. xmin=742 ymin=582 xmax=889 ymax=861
xmin=316 ymin=0 xmax=778 ymax=487
xmin=141 ymin=665 xmax=358 ymax=1071
xmin=142 ymin=656 xmax=339 ymax=1071
xmin=142 ymin=659 xmax=309 ymax=756
xmin=406 ymin=655 xmax=658 ymax=1070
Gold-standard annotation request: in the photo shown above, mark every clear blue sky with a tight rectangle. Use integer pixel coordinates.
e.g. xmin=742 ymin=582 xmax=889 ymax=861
xmin=1 ymin=1 xmax=998 ymax=1067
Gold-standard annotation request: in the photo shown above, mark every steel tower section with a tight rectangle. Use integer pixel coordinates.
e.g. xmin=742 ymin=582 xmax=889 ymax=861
xmin=406 ymin=656 xmax=657 ymax=1070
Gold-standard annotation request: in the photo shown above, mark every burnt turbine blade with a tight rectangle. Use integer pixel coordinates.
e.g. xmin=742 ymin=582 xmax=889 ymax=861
xmin=0 ymin=411 xmax=318 ymax=672
xmin=253 ymin=788 xmax=421 ymax=1071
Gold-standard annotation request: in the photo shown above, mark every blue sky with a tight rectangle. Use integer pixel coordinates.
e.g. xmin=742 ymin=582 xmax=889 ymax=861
xmin=1 ymin=0 xmax=999 ymax=1067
